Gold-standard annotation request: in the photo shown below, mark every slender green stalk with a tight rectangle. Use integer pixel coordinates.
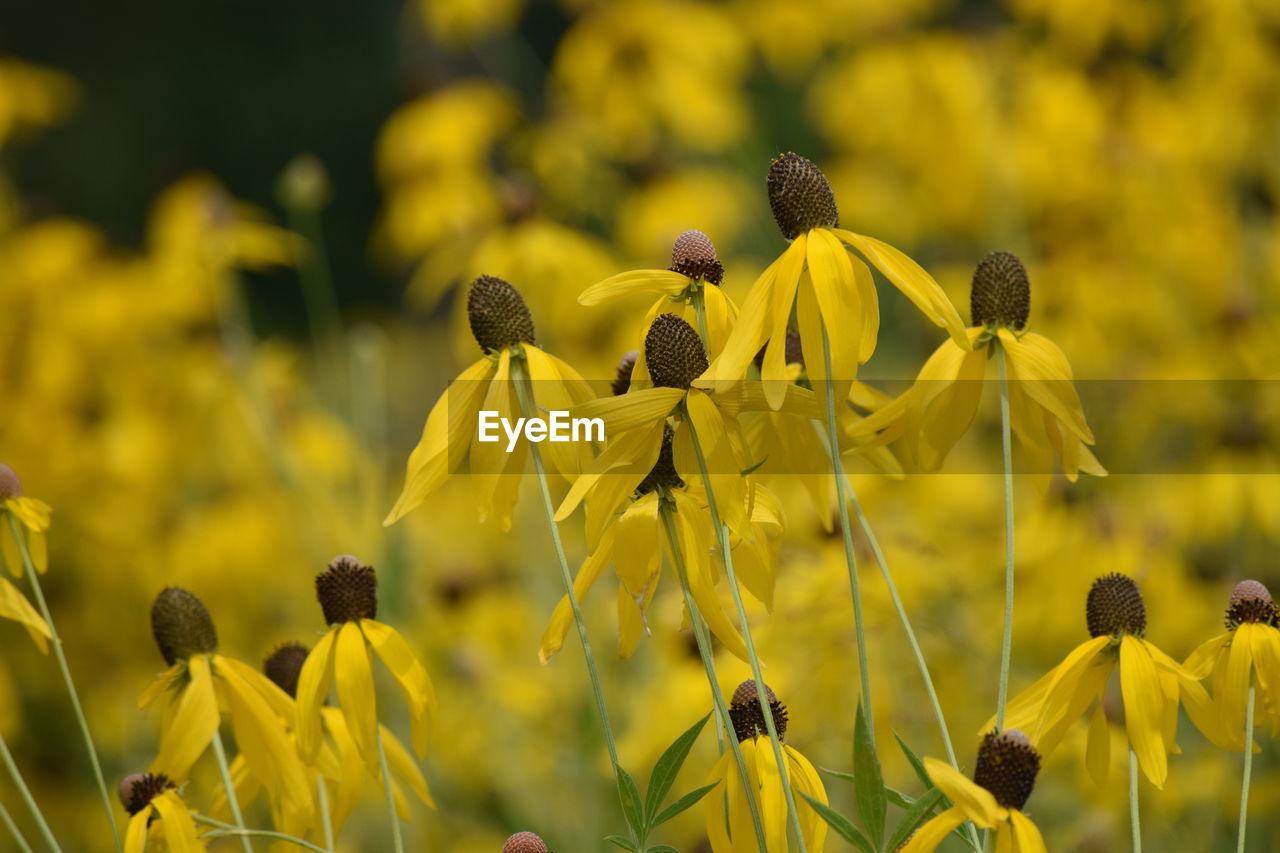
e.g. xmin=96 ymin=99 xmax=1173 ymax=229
xmin=0 ymin=799 xmax=34 ymax=853
xmin=685 ymin=418 xmax=808 ymax=852
xmin=0 ymin=733 xmax=59 ymax=852
xmin=1128 ymin=747 xmax=1142 ymax=853
xmin=510 ymin=355 xmax=636 ymax=846
xmin=376 ymin=729 xmax=405 ymax=853
xmin=692 ymin=287 xmax=712 ymax=348
xmin=211 ymin=730 xmax=253 ymax=853
xmin=7 ymin=517 xmax=117 ymax=851
xmin=994 ymin=344 xmax=1015 ymax=732
xmin=817 ymin=325 xmax=873 ymax=734
xmin=316 ymin=772 xmax=334 ymax=852
xmin=193 ymin=815 xmax=330 ymax=853
xmin=658 ymin=499 xmax=768 ymax=853
xmin=1237 ymin=683 xmax=1256 ymax=853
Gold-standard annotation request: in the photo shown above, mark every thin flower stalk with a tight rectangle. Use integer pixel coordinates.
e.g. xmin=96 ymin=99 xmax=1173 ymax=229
xmin=685 ymin=417 xmax=808 ymax=852
xmin=377 ymin=728 xmax=405 ymax=853
xmin=658 ymin=497 xmax=768 ymax=853
xmin=6 ymin=515 xmax=119 ymax=852
xmin=0 ymin=799 xmax=34 ymax=853
xmin=1129 ymin=748 xmax=1142 ymax=853
xmin=1237 ymin=684 xmax=1255 ymax=853
xmin=0 ymin=733 xmax=59 ymax=852
xmin=211 ymin=729 xmax=254 ymax=853
xmin=317 ymin=773 xmax=334 ymax=852
xmin=995 ymin=342 xmax=1015 ymax=732
xmin=193 ymin=815 xmax=331 ymax=853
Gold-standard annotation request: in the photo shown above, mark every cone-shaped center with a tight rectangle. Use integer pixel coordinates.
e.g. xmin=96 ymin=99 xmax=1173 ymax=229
xmin=754 ymin=328 xmax=805 ymax=373
xmin=973 ymin=729 xmax=1040 ymax=811
xmin=645 ymin=313 xmax=707 ymax=390
xmin=467 ymin=275 xmax=536 ymax=354
xmin=151 ymin=587 xmax=219 ymax=665
xmin=1226 ymin=579 xmax=1276 ymax=628
xmin=767 ymin=153 xmax=839 ymax=240
xmin=612 ymin=350 xmax=639 ymax=397
xmin=668 ymin=229 xmax=724 ymax=286
xmin=1086 ymin=573 xmax=1147 ymax=638
xmin=0 ymin=464 xmax=22 ymax=499
xmin=970 ymin=251 xmax=1030 ymax=331
xmin=119 ymin=772 xmax=176 ymax=815
xmin=636 ymin=425 xmax=684 ymax=495
xmin=316 ymin=555 xmax=378 ymax=625
xmin=728 ymin=680 xmax=789 ymax=742
xmin=502 ymin=832 xmax=548 ymax=853
xmin=263 ymin=642 xmax=310 ymax=699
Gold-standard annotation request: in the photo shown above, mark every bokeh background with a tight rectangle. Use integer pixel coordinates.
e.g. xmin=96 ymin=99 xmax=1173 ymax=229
xmin=3 ymin=0 xmax=1280 ymax=849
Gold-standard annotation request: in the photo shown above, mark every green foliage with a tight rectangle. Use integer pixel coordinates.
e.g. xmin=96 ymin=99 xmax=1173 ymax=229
xmin=608 ymin=714 xmax=716 ymax=853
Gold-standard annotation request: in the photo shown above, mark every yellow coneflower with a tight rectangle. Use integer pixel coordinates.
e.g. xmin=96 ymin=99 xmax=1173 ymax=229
xmin=992 ymin=574 xmax=1221 ymax=788
xmin=579 ymin=229 xmax=739 ymax=361
xmin=295 ymin=556 xmax=435 ymax=772
xmin=1184 ymin=580 xmax=1280 ymax=747
xmin=901 ymin=731 xmax=1046 ymax=853
xmin=849 ymin=252 xmax=1105 ymax=483
xmin=385 ymin=275 xmax=593 ymax=530
xmin=0 ymin=463 xmax=51 ymax=576
xmin=699 ymin=153 xmax=968 ymax=410
xmin=138 ymin=587 xmax=313 ymax=826
xmin=0 ymin=469 xmax=52 ymax=649
xmin=503 ymin=831 xmax=549 ymax=853
xmin=119 ymin=772 xmax=202 ymax=853
xmin=540 ymin=424 xmax=783 ymax=663
xmin=704 ymin=682 xmax=827 ymax=853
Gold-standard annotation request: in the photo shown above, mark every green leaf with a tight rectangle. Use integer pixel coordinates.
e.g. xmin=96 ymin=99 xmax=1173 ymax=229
xmin=886 ymin=786 xmax=945 ymax=852
xmin=645 ymin=714 xmax=711 ymax=824
xmin=650 ymin=782 xmax=718 ymax=827
xmin=884 ymin=786 xmax=915 ymax=810
xmin=615 ymin=764 xmax=645 ymax=838
xmin=646 ymin=847 xmax=681 ymax=853
xmin=604 ymin=835 xmax=638 ymax=851
xmin=817 ymin=766 xmax=857 ymax=785
xmin=853 ymin=701 xmax=886 ymax=849
xmin=797 ymin=791 xmax=874 ymax=853
xmin=894 ymin=731 xmax=932 ymax=790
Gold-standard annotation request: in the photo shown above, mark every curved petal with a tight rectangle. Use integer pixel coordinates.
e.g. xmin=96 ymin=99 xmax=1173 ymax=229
xmin=152 ymin=654 xmax=219 ymax=780
xmin=296 ymin=627 xmax=337 ymax=762
xmin=761 ymin=235 xmax=809 ymax=409
xmin=570 ymin=387 xmax=684 ymax=435
xmin=539 ymin=525 xmax=618 ymax=663
xmin=363 ymin=619 xmax=435 ymax=757
xmin=900 ymin=806 xmax=969 ymax=853
xmin=334 ymin=622 xmax=378 ymax=768
xmin=1009 ymin=810 xmax=1048 ymax=853
xmin=124 ymin=807 xmax=152 ymax=853
xmin=153 ymin=790 xmax=202 ymax=853
xmin=1183 ymin=632 xmax=1231 ymax=680
xmin=1086 ymin=696 xmax=1111 ymax=786
xmin=924 ymin=757 xmax=1000 ymax=827
xmin=703 ymin=752 xmax=734 ymax=853
xmin=755 ymin=739 xmax=788 ymax=853
xmin=1222 ymin=624 xmax=1257 ymax=748
xmin=579 ymin=269 xmax=689 ymax=305
xmin=786 ymin=745 xmax=829 ymax=852
xmin=1000 ymin=331 xmax=1093 ymax=444
xmin=0 ymin=576 xmax=50 ymax=653
xmin=806 ymin=227 xmax=862 ymax=396
xmin=1120 ymin=635 xmax=1168 ymax=788
xmin=380 ymin=723 xmax=435 ymax=808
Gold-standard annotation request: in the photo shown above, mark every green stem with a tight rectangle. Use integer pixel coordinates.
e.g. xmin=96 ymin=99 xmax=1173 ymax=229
xmin=1238 ymin=683 xmax=1255 ymax=853
xmin=994 ymin=344 xmax=1015 ymax=733
xmin=510 ymin=355 xmax=635 ymax=846
xmin=316 ymin=772 xmax=334 ymax=851
xmin=1128 ymin=747 xmax=1142 ymax=853
xmin=658 ymin=499 xmax=768 ymax=853
xmin=692 ymin=286 xmax=712 ymax=348
xmin=685 ymin=416 xmax=809 ymax=852
xmin=193 ymin=815 xmax=330 ymax=853
xmin=0 ymin=799 xmax=34 ymax=853
xmin=817 ymin=324 xmax=873 ymax=735
xmin=376 ymin=729 xmax=404 ymax=853
xmin=211 ymin=729 xmax=253 ymax=853
xmin=0 ymin=733 xmax=58 ymax=852
xmin=7 ymin=517 xmax=118 ymax=852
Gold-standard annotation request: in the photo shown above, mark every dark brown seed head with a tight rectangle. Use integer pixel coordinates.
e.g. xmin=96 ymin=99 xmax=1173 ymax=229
xmin=316 ymin=555 xmax=378 ymax=625
xmin=263 ymin=642 xmax=310 ymax=698
xmin=151 ymin=587 xmax=218 ymax=665
xmin=973 ymin=730 xmax=1040 ymax=811
xmin=119 ymin=772 xmax=176 ymax=815
xmin=970 ymin=251 xmax=1031 ymax=331
xmin=467 ymin=275 xmax=536 ymax=354
xmin=1226 ymin=580 xmax=1277 ymax=629
xmin=668 ymin=229 xmax=724 ymax=286
xmin=1086 ymin=573 xmax=1147 ymax=638
xmin=612 ymin=350 xmax=639 ymax=396
xmin=503 ymin=832 xmax=548 ymax=853
xmin=636 ymin=425 xmax=684 ymax=495
xmin=753 ymin=328 xmax=805 ymax=373
xmin=0 ymin=464 xmax=22 ymax=499
xmin=645 ymin=314 xmax=708 ymax=390
xmin=766 ymin=153 xmax=838 ymax=240
xmin=728 ymin=680 xmax=788 ymax=742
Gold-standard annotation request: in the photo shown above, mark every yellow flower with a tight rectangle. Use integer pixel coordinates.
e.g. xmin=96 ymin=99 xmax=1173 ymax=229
xmin=0 ymin=56 xmax=78 ymax=147
xmin=704 ymin=682 xmax=827 ymax=853
xmin=321 ymin=706 xmax=435 ymax=831
xmin=385 ymin=275 xmax=593 ymax=530
xmin=295 ymin=556 xmax=436 ymax=774
xmin=0 ymin=463 xmax=51 ymax=576
xmin=700 ymin=153 xmax=968 ymax=410
xmin=992 ymin=574 xmax=1220 ymax=788
xmin=901 ymin=731 xmax=1047 ymax=853
xmin=1184 ymin=580 xmax=1280 ymax=748
xmin=118 ymin=772 xmax=202 ymax=853
xmin=849 ymin=251 xmax=1105 ymax=483
xmin=579 ymin=229 xmax=739 ymax=362
xmin=0 ymin=572 xmax=50 ymax=653
xmin=540 ymin=426 xmax=783 ymax=663
xmin=138 ymin=587 xmax=313 ymax=826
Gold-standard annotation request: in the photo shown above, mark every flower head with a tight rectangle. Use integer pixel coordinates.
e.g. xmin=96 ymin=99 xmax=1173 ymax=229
xmin=970 ymin=250 xmax=1030 ymax=331
xmin=766 ymin=153 xmax=838 ymax=239
xmin=119 ymin=772 xmax=202 ymax=852
xmin=263 ymin=643 xmax=311 ymax=699
xmin=0 ymin=463 xmax=52 ymax=577
xmin=503 ymin=832 xmax=549 ymax=853
xmin=468 ymin=273 xmax=537 ymax=353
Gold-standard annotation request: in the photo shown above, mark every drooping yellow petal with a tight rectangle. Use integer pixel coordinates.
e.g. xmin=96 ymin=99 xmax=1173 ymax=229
xmin=152 ymin=790 xmax=202 ymax=853
xmin=761 ymin=234 xmax=809 ymax=410
xmin=672 ymin=489 xmax=749 ymax=661
xmin=27 ymin=530 xmax=47 ymax=575
xmin=999 ymin=331 xmax=1093 ymax=444
xmin=555 ymin=419 xmax=665 ymax=527
xmin=678 ymin=391 xmax=749 ymax=535
xmin=579 ymin=269 xmax=689 ymax=305
xmin=296 ymin=627 xmax=338 ymax=762
xmin=362 ymin=619 xmax=435 ymax=757
xmin=899 ymin=806 xmax=969 ymax=853
xmin=539 ymin=526 xmax=618 ymax=663
xmin=701 ymin=283 xmax=739 ymax=359
xmin=1120 ymin=635 xmax=1168 ymax=788
xmin=1222 ymin=624 xmax=1257 ymax=748
xmin=786 ymin=744 xmax=829 ymax=852
xmin=755 ymin=738 xmax=788 ymax=853
xmin=570 ymin=387 xmax=685 ymax=435
xmin=124 ymin=807 xmax=152 ymax=853
xmin=380 ymin=723 xmax=435 ymax=808
xmin=467 ymin=349 xmax=519 ymax=528
xmin=0 ymin=576 xmax=50 ymax=653
xmin=1032 ymin=636 xmax=1111 ymax=753
xmin=1008 ymin=810 xmax=1048 ymax=853
xmin=704 ymin=751 xmax=734 ymax=853
xmin=1183 ymin=632 xmax=1231 ymax=680
xmin=913 ymin=339 xmax=988 ymax=472
xmin=334 ymin=622 xmax=378 ymax=768
xmin=1086 ymin=696 xmax=1111 ymax=786
xmin=924 ymin=757 xmax=1001 ymax=827
xmin=152 ymin=654 xmax=220 ymax=781
xmin=385 ymin=357 xmax=496 ymax=524
xmin=1251 ymin=626 xmax=1280 ymax=737
xmin=321 ymin=707 xmax=363 ymax=833
xmin=806 ymin=227 xmax=862 ymax=399
xmin=524 ymin=345 xmax=595 ymax=480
